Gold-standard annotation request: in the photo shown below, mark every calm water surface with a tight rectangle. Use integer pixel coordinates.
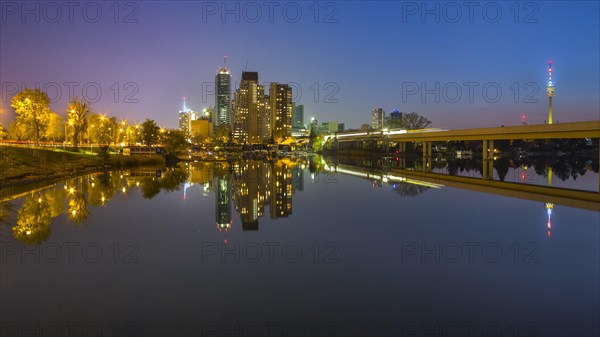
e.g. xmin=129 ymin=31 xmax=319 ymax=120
xmin=1 ymin=155 xmax=598 ymax=337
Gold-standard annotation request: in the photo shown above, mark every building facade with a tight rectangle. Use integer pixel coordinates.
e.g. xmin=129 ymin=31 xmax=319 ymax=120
xmin=372 ymin=108 xmax=385 ymax=130
xmin=269 ymin=82 xmax=293 ymax=141
xmin=215 ymin=67 xmax=231 ymax=127
xmin=232 ymin=71 xmax=264 ymax=143
xmin=293 ymin=104 xmax=304 ymax=132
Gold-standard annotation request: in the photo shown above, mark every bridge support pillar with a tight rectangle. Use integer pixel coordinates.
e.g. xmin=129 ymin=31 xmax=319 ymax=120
xmin=482 ymin=140 xmax=495 ymax=180
xmin=422 ymin=142 xmax=432 ymax=172
xmin=382 ymin=139 xmax=389 ymax=153
xmin=398 ymin=142 xmax=406 ymax=154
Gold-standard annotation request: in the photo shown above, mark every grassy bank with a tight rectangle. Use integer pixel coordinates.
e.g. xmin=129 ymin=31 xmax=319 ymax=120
xmin=0 ymin=146 xmax=165 ymax=188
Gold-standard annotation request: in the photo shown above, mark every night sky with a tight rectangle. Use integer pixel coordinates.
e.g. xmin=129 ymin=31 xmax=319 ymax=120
xmin=1 ymin=1 xmax=599 ymax=130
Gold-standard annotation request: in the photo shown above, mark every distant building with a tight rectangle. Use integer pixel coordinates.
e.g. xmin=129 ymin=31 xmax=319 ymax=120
xmin=269 ymin=82 xmax=293 ymax=141
xmin=215 ymin=67 xmax=231 ymax=127
xmin=312 ymin=121 xmax=339 ymax=134
xmin=371 ymin=108 xmax=385 ymax=129
xmin=388 ymin=109 xmax=403 ymax=128
xmin=179 ymin=111 xmax=190 ymax=135
xmin=190 ymin=118 xmax=213 ymax=140
xmin=293 ymin=105 xmax=304 ymax=131
xmin=338 ymin=123 xmax=345 ymax=132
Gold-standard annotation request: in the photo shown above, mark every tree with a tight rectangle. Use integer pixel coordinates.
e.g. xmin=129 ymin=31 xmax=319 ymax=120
xmin=126 ymin=125 xmax=142 ymax=145
xmin=162 ymin=130 xmax=189 ymax=155
xmin=0 ymin=124 xmax=8 ymax=140
xmin=141 ymin=119 xmax=160 ymax=146
xmin=45 ymin=113 xmax=64 ymax=142
xmin=89 ymin=114 xmax=117 ymax=146
xmin=400 ymin=112 xmax=432 ymax=130
xmin=10 ymin=88 xmax=51 ymax=144
xmin=68 ymin=98 xmax=90 ymax=148
xmin=7 ymin=121 xmax=28 ymax=140
xmin=215 ymin=124 xmax=231 ymax=143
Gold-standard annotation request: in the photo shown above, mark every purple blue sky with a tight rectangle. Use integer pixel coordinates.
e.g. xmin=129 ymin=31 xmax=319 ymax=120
xmin=1 ymin=1 xmax=599 ymax=130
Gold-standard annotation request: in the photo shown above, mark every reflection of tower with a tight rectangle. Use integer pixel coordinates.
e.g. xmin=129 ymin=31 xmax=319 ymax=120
xmin=546 ymin=59 xmax=555 ymax=124
xmin=546 ymin=203 xmax=554 ymax=237
xmin=216 ymin=175 xmax=232 ymax=232
xmin=545 ymin=166 xmax=553 ymax=237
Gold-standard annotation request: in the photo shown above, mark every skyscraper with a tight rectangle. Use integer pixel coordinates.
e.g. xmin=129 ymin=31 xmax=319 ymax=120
xmin=215 ymin=66 xmax=231 ymax=127
xmin=269 ymin=82 xmax=293 ymax=141
xmin=371 ymin=108 xmax=385 ymax=129
xmin=293 ymin=105 xmax=304 ymax=131
xmin=179 ymin=97 xmax=191 ymax=136
xmin=388 ymin=109 xmax=403 ymax=128
xmin=232 ymin=71 xmax=265 ymax=143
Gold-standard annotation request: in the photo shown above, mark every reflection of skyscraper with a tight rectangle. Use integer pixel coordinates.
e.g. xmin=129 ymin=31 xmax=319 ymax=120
xmin=270 ymin=162 xmax=292 ymax=219
xmin=291 ymin=166 xmax=304 ymax=192
xmin=232 ymin=161 xmax=270 ymax=230
xmin=215 ymin=66 xmax=231 ymax=127
xmin=216 ymin=175 xmax=232 ymax=231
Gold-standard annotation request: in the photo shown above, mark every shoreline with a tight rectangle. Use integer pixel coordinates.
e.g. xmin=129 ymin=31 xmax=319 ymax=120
xmin=0 ymin=146 xmax=166 ymax=190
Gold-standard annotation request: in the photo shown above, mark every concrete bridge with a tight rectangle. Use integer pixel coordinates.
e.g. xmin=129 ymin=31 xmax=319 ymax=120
xmin=327 ymin=120 xmax=600 ymax=180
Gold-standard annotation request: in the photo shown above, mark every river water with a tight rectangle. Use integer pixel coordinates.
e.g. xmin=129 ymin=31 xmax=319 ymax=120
xmin=1 ymin=155 xmax=598 ymax=337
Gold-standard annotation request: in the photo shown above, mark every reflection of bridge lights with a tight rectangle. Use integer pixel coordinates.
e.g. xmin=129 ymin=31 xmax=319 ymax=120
xmin=136 ymin=181 xmax=140 ymax=187
xmin=26 ymin=230 xmax=31 ymax=235
xmin=71 ymin=210 xmax=76 ymax=215
xmin=122 ymin=187 xmax=127 ymax=193
xmin=69 ymin=187 xmax=75 ymax=194
xmin=37 ymin=198 xmax=42 ymax=203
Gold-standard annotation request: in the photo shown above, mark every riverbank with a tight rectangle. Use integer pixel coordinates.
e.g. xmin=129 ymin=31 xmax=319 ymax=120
xmin=0 ymin=146 xmax=166 ymax=188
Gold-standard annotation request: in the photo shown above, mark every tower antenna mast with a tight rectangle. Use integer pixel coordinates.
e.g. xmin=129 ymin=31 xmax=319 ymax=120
xmin=546 ymin=59 xmax=555 ymax=124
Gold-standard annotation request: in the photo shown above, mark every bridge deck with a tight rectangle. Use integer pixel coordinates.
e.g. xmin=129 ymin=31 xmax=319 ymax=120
xmin=335 ymin=120 xmax=600 ymax=142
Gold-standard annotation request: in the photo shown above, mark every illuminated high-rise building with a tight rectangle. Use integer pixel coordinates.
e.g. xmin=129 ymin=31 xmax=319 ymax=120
xmin=371 ymin=108 xmax=385 ymax=130
xmin=546 ymin=59 xmax=555 ymax=124
xmin=215 ymin=63 xmax=231 ymax=127
xmin=178 ymin=97 xmax=191 ymax=136
xmin=232 ymin=71 xmax=264 ymax=143
xmin=293 ymin=104 xmax=304 ymax=132
xmin=269 ymin=83 xmax=293 ymax=141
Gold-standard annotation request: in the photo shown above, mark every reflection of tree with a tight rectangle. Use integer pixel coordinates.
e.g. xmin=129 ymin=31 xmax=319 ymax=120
xmin=161 ymin=167 xmax=188 ymax=191
xmin=44 ymin=187 xmax=65 ymax=217
xmin=13 ymin=195 xmax=52 ymax=244
xmin=0 ymin=201 xmax=15 ymax=240
xmin=140 ymin=178 xmax=161 ymax=199
xmin=87 ymin=172 xmax=118 ymax=206
xmin=494 ymin=158 xmax=510 ymax=182
xmin=392 ymin=182 xmax=429 ymax=197
xmin=68 ymin=191 xmax=89 ymax=224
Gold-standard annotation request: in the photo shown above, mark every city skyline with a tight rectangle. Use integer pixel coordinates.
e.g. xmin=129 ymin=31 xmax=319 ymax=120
xmin=2 ymin=2 xmax=598 ymax=131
